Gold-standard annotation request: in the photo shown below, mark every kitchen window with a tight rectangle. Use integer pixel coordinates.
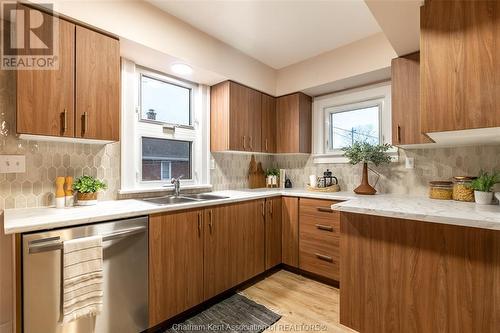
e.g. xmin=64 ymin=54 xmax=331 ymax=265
xmin=120 ymin=60 xmax=211 ymax=192
xmin=312 ymin=83 xmax=395 ymax=164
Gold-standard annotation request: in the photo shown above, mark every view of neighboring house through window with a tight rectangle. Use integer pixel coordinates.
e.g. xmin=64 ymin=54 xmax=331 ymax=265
xmin=141 ymin=137 xmax=192 ymax=181
xmin=326 ymin=104 xmax=381 ymax=151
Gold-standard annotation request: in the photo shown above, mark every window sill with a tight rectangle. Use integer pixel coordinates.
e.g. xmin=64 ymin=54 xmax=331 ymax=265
xmin=312 ymin=148 xmax=399 ymax=164
xmin=118 ymin=184 xmax=213 ymax=195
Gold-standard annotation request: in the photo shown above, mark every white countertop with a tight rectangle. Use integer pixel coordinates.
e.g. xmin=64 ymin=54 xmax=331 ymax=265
xmin=334 ymin=195 xmax=500 ymax=230
xmin=3 ymin=188 xmax=500 ymax=234
xmin=2 ymin=189 xmax=356 ymax=234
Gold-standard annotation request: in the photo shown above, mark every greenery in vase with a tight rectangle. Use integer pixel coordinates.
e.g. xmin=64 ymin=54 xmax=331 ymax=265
xmin=73 ymin=175 xmax=107 ymax=193
xmin=341 ymin=142 xmax=392 ymax=166
xmin=470 ymin=170 xmax=500 ymax=192
xmin=266 ymin=168 xmax=280 ymax=177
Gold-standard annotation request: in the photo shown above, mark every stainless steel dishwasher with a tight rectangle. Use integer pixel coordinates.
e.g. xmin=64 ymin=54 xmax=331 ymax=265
xmin=22 ymin=216 xmax=148 ymax=333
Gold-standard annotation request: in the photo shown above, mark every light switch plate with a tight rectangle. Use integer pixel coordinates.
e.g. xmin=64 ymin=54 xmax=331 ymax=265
xmin=0 ymin=155 xmax=26 ymax=173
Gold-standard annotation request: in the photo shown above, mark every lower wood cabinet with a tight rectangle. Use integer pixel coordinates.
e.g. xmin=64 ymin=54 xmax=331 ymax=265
xmin=149 ymin=209 xmax=204 ymax=327
xmin=282 ymin=197 xmax=299 ymax=267
xmin=265 ymin=197 xmax=282 ymax=269
xmin=149 ymin=200 xmax=265 ymax=327
xmin=299 ymin=198 xmax=341 ymax=281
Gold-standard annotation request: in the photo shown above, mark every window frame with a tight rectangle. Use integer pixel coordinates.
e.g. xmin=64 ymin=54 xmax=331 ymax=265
xmin=324 ymin=99 xmax=383 ymax=153
xmin=138 ymin=71 xmax=193 ymax=127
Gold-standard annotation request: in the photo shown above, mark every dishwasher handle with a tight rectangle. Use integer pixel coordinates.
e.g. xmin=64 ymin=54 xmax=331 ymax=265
xmin=28 ymin=226 xmax=147 ymax=254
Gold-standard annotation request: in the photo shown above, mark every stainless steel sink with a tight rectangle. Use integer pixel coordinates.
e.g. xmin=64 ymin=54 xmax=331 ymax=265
xmin=141 ymin=193 xmax=229 ymax=206
xmin=183 ymin=194 xmax=230 ymax=200
xmin=141 ymin=196 xmax=198 ymax=205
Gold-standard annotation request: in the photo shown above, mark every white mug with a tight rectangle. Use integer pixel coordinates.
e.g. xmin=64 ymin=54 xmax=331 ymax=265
xmin=309 ymin=175 xmax=317 ymax=188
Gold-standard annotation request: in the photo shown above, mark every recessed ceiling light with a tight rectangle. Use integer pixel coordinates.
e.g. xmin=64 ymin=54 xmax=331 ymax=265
xmin=171 ymin=63 xmax=193 ymax=75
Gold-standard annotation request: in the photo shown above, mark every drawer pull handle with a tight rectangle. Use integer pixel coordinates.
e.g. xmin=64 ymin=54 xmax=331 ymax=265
xmin=316 ymin=207 xmax=333 ymax=213
xmin=315 ymin=224 xmax=334 ymax=232
xmin=315 ymin=253 xmax=334 ymax=263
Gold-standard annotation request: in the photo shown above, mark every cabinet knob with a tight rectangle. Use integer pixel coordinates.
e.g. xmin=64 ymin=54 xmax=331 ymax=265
xmin=243 ymin=136 xmax=246 ymax=150
xmin=208 ymin=210 xmax=213 ymax=233
xmin=62 ymin=109 xmax=67 ymax=133
xmin=82 ymin=112 xmax=89 ymax=135
xmin=315 ymin=253 xmax=334 ymax=263
xmin=315 ymin=224 xmax=334 ymax=232
xmin=397 ymin=125 xmax=401 ymax=143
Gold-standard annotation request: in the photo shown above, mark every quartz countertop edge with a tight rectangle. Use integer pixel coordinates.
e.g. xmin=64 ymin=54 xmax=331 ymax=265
xmin=3 ymin=189 xmax=356 ymax=234
xmin=5 ymin=189 xmax=500 ymax=234
xmin=333 ymin=196 xmax=500 ymax=231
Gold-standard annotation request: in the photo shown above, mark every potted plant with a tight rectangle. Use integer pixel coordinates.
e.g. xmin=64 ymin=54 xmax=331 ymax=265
xmin=73 ymin=175 xmax=107 ymax=206
xmin=342 ymin=142 xmax=392 ymax=195
xmin=266 ymin=168 xmax=279 ymax=188
xmin=470 ymin=170 xmax=500 ymax=205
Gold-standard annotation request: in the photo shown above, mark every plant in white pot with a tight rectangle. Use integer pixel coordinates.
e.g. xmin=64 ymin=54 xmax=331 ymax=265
xmin=73 ymin=175 xmax=107 ymax=206
xmin=470 ymin=171 xmax=500 ymax=205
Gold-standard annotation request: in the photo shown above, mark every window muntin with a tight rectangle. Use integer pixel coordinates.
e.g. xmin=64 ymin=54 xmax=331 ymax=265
xmin=140 ymin=74 xmax=191 ymax=126
xmin=326 ymin=103 xmax=381 ymax=151
xmin=141 ymin=137 xmax=192 ymax=182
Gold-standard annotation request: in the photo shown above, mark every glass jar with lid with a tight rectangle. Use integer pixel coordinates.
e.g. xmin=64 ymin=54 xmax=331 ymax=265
xmin=452 ymin=176 xmax=476 ymax=202
xmin=429 ymin=181 xmax=453 ymax=200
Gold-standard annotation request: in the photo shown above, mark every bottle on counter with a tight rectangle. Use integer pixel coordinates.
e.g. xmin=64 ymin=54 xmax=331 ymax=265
xmin=55 ymin=177 xmax=65 ymax=208
xmin=65 ymin=176 xmax=74 ymax=207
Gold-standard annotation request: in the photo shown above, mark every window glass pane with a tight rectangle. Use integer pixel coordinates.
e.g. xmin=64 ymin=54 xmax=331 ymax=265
xmin=141 ymin=137 xmax=191 ymax=181
xmin=328 ymin=105 xmax=380 ymax=149
xmin=140 ymin=75 xmax=190 ymax=125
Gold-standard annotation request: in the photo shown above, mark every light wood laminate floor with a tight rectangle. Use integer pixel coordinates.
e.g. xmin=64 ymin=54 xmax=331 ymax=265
xmin=241 ymin=270 xmax=355 ymax=333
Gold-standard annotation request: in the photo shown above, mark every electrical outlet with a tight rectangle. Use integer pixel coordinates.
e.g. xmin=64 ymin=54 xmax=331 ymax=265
xmin=405 ymin=157 xmax=415 ymax=169
xmin=0 ymin=155 xmax=26 ymax=173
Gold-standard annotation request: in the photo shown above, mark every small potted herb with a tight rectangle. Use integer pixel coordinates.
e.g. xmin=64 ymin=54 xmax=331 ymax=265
xmin=342 ymin=142 xmax=392 ymax=195
xmin=266 ymin=168 xmax=279 ymax=188
xmin=73 ymin=175 xmax=107 ymax=206
xmin=470 ymin=170 xmax=500 ymax=205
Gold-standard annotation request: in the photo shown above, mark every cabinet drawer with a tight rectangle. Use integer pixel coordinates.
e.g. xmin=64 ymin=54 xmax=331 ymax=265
xmin=299 ymin=198 xmax=341 ymax=220
xmin=300 ymin=214 xmax=340 ymax=242
xmin=299 ymin=239 xmax=339 ymax=281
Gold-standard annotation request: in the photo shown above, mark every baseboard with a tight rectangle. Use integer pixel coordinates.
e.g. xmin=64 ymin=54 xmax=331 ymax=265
xmin=281 ymin=264 xmax=340 ymax=288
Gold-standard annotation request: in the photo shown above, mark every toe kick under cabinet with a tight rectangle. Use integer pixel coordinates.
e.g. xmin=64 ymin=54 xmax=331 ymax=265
xmin=299 ymin=198 xmax=341 ymax=281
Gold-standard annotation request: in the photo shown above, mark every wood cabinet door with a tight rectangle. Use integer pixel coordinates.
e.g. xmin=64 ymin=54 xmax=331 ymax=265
xmin=265 ymin=197 xmax=282 ymax=269
xmin=16 ymin=15 xmax=75 ymax=137
xmin=149 ymin=210 xmax=204 ymax=326
xmin=75 ymin=26 xmax=120 ymax=141
xmin=281 ymin=196 xmax=299 ymax=267
xmin=392 ymin=53 xmax=431 ymax=145
xmin=228 ymin=82 xmax=248 ymax=151
xmin=261 ymin=94 xmax=276 ymax=153
xmin=231 ymin=200 xmax=265 ymax=284
xmin=276 ymin=94 xmax=299 ymax=153
xmin=203 ymin=205 xmax=234 ymax=300
xmin=420 ymin=0 xmax=500 ymax=133
xmin=247 ymin=89 xmax=262 ymax=151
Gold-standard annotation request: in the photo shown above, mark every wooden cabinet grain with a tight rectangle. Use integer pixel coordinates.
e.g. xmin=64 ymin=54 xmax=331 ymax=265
xmin=420 ymin=0 xmax=500 ymax=133
xmin=265 ymin=197 xmax=282 ymax=269
xmin=75 ymin=26 xmax=120 ymax=141
xmin=16 ymin=8 xmax=120 ymax=142
xmin=16 ymin=13 xmax=75 ymax=138
xmin=276 ymin=93 xmax=312 ymax=153
xmin=210 ymin=81 xmax=262 ymax=152
xmin=261 ymin=94 xmax=276 ymax=153
xmin=281 ymin=197 xmax=299 ymax=267
xmin=149 ymin=209 xmax=205 ymax=327
xmin=391 ymin=53 xmax=431 ymax=145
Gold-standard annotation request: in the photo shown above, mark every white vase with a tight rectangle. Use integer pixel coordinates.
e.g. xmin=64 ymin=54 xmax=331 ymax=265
xmin=474 ymin=191 xmax=493 ymax=205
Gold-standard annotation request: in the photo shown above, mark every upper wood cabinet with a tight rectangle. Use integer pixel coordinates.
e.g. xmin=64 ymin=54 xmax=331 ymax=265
xmin=149 ymin=209 xmax=205 ymax=327
xmin=75 ymin=26 xmax=120 ymax=141
xmin=210 ymin=81 xmax=262 ymax=152
xmin=16 ymin=10 xmax=120 ymax=142
xmin=420 ymin=0 xmax=500 ymax=133
xmin=391 ymin=53 xmax=431 ymax=145
xmin=261 ymin=94 xmax=276 ymax=153
xmin=276 ymin=93 xmax=312 ymax=153
xmin=17 ymin=13 xmax=75 ymax=138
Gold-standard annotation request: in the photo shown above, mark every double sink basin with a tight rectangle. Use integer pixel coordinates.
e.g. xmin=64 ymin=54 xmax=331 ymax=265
xmin=141 ymin=193 xmax=229 ymax=206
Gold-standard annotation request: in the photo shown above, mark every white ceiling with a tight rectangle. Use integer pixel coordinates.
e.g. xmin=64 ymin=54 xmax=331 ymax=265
xmin=146 ymin=0 xmax=382 ymax=69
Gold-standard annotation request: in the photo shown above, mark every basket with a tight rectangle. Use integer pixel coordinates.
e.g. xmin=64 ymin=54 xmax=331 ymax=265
xmin=306 ymin=184 xmax=340 ymax=192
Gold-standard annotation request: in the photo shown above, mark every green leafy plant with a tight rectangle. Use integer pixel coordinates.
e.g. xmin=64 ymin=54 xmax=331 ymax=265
xmin=73 ymin=175 xmax=107 ymax=193
xmin=470 ymin=170 xmax=500 ymax=192
xmin=341 ymin=142 xmax=392 ymax=166
xmin=266 ymin=168 xmax=280 ymax=177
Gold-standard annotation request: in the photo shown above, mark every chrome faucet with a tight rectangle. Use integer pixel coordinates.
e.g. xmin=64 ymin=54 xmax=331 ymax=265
xmin=170 ymin=175 xmax=183 ymax=197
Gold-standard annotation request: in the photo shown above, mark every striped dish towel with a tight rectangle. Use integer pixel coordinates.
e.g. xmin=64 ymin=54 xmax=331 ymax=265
xmin=61 ymin=235 xmax=104 ymax=324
